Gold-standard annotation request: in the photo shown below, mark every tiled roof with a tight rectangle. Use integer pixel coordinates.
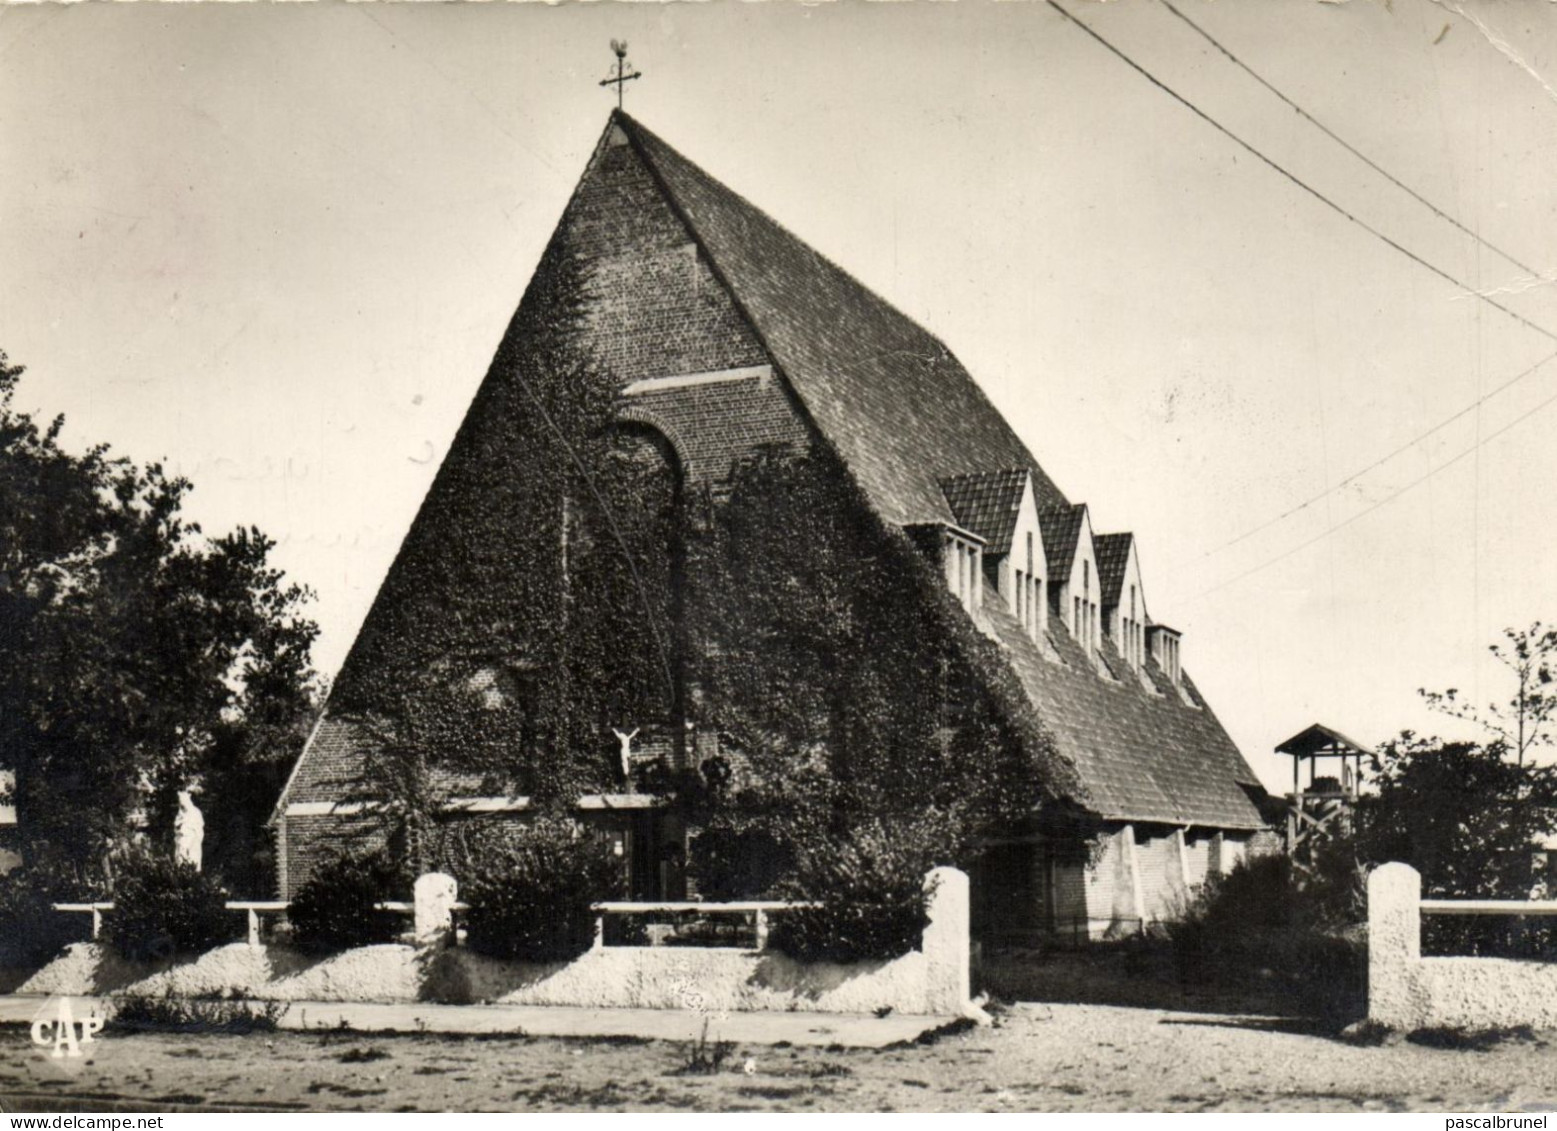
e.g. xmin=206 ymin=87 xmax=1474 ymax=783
xmin=1275 ymin=723 xmax=1373 ymax=758
xmin=1038 ymin=504 xmax=1087 ymax=581
xmin=938 ymin=470 xmax=1029 ymax=554
xmin=618 ymin=113 xmax=1070 ymax=528
xmin=983 ymin=590 xmax=1265 ymax=829
xmin=1093 ymin=533 xmax=1134 ymax=609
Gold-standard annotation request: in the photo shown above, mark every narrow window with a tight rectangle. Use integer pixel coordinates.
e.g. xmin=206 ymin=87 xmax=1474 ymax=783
xmin=1082 ymin=562 xmax=1093 ymax=652
xmin=1126 ymin=587 xmax=1135 ymax=666
xmin=1025 ymin=533 xmax=1037 ymax=636
xmin=1015 ymin=570 xmax=1024 ymax=622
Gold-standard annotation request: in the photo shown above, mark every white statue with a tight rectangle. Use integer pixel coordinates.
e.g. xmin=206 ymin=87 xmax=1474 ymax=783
xmin=174 ymin=788 xmax=204 ymax=871
xmin=612 ymin=727 xmax=639 ymax=784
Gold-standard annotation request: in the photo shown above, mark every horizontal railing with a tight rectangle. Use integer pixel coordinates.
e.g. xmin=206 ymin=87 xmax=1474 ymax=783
xmin=1420 ymin=899 xmax=1557 ymax=916
xmin=590 ymin=900 xmax=814 ymax=950
xmin=54 ymin=897 xmax=814 ymax=950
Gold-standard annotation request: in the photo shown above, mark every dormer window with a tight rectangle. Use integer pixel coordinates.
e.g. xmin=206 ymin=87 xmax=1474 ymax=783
xmin=936 ymin=469 xmax=1045 ymax=641
xmin=1071 ymin=561 xmax=1097 ymax=654
xmin=941 ymin=527 xmax=984 ymax=614
xmin=1095 ymin=531 xmax=1149 ymax=674
xmin=1068 ymin=558 xmax=1100 ymax=656
xmin=1149 ymin=625 xmax=1182 ymax=685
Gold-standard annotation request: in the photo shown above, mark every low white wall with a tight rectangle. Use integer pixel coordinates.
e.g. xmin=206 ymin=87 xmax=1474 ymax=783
xmin=1369 ymin=862 xmax=1557 ymax=1030
xmin=18 ymin=867 xmax=972 ymax=1018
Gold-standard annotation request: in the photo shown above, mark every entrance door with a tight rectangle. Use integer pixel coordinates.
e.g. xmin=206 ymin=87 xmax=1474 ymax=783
xmin=625 ymin=811 xmax=686 ymax=901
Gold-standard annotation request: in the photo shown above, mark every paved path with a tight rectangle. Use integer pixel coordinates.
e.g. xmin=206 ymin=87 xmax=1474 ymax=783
xmin=0 ymin=994 xmax=949 ymax=1048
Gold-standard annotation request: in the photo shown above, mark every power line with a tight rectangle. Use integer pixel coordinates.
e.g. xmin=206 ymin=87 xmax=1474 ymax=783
xmin=1183 ymin=348 xmax=1557 ymax=568
xmin=1191 ymin=373 xmax=1557 ymax=601
xmin=1157 ymin=0 xmax=1548 ymax=284
xmin=1045 ymin=0 xmax=1557 ymax=344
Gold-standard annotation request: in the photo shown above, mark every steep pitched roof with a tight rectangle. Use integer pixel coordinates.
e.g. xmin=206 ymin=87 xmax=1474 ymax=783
xmin=1093 ymin=533 xmax=1134 ymax=609
xmin=938 ymin=470 xmax=1029 ymax=554
xmin=617 ymin=113 xmax=1069 ymax=528
xmin=982 ymin=589 xmax=1265 ymax=829
xmin=1038 ymin=504 xmax=1088 ymax=581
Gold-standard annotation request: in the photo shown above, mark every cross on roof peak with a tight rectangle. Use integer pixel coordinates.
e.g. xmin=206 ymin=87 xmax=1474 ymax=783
xmin=599 ymin=40 xmax=642 ymax=110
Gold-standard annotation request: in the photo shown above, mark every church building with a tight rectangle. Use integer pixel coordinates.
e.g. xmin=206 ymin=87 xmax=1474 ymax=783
xmin=273 ymin=111 xmax=1273 ymax=941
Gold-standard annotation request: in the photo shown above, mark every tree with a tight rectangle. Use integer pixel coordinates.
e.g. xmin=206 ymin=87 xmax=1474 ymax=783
xmin=1349 ymin=733 xmax=1557 ymax=956
xmin=0 ymin=349 xmax=319 ymax=893
xmin=1421 ymin=623 xmax=1557 ymax=766
xmin=1355 ymin=734 xmax=1557 ymax=900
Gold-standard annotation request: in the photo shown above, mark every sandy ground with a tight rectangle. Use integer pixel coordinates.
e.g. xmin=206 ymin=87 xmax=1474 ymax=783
xmin=4 ymin=1002 xmax=1557 ymax=1113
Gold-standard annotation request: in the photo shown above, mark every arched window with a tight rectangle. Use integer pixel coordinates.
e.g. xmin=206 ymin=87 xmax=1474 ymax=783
xmin=568 ymin=425 xmax=683 ymax=730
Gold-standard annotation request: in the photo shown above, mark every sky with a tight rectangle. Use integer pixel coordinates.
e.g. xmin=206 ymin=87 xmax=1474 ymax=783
xmin=3 ymin=0 xmax=1556 ymax=794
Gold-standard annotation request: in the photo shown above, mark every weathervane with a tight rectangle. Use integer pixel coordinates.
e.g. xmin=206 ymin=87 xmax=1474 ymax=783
xmin=599 ymin=40 xmax=642 ymax=110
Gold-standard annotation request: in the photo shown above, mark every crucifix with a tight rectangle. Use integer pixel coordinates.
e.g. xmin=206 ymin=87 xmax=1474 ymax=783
xmin=599 ymin=40 xmax=642 ymax=110
xmin=612 ymin=727 xmax=640 ymax=784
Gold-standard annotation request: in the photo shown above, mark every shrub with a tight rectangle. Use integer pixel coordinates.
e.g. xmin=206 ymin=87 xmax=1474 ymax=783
xmin=1164 ymin=853 xmax=1366 ymax=1028
xmin=0 ymin=867 xmax=87 ymax=969
xmin=689 ymin=823 xmax=792 ymax=901
xmin=109 ymin=991 xmax=288 ymax=1034
xmin=287 ymin=850 xmax=403 ymax=953
xmin=460 ymin=817 xmax=622 ymax=963
xmin=767 ymin=818 xmax=933 ymax=965
xmin=672 ymin=1017 xmax=734 ymax=1076
xmin=103 ymin=854 xmax=231 ymax=962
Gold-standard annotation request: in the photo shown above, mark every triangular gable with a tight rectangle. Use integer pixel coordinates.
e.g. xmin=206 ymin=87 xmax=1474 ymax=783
xmin=276 ymin=116 xmax=779 ymax=819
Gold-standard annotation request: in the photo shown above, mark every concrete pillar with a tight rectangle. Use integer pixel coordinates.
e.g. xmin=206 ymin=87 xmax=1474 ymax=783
xmin=1368 ymin=862 xmax=1424 ymax=1029
xmin=414 ymin=872 xmax=458 ymax=947
xmin=1121 ymin=825 xmax=1147 ymax=929
xmin=921 ymin=866 xmax=971 ymax=1015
